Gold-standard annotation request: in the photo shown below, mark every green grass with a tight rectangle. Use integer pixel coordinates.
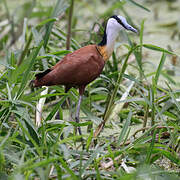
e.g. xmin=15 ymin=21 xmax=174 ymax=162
xmin=0 ymin=0 xmax=179 ymax=179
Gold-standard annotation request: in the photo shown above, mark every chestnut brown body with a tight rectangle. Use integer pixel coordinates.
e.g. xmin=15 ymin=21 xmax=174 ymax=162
xmin=34 ymin=45 xmax=105 ymax=92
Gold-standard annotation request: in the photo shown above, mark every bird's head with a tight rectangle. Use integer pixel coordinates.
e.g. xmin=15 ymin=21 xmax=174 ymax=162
xmin=97 ymin=15 xmax=137 ymax=61
xmin=106 ymin=15 xmax=138 ymax=33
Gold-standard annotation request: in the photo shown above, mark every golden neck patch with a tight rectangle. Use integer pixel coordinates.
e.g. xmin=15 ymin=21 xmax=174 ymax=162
xmin=96 ymin=45 xmax=109 ymax=62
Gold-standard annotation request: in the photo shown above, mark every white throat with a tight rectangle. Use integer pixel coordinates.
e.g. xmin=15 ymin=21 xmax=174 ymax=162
xmin=105 ymin=19 xmax=121 ymax=57
xmin=106 ymin=29 xmax=119 ymax=57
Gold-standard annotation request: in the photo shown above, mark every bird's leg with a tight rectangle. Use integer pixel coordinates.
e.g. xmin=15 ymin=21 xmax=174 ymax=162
xmin=75 ymin=86 xmax=85 ymax=135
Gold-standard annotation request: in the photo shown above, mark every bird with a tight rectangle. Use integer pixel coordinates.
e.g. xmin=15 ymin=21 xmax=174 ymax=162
xmin=33 ymin=15 xmax=137 ymax=135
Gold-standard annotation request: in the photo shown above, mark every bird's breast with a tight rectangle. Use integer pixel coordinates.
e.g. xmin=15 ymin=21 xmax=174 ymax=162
xmin=96 ymin=45 xmax=110 ymax=61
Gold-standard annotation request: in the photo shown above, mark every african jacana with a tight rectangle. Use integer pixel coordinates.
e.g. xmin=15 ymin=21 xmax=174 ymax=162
xmin=33 ymin=15 xmax=137 ymax=135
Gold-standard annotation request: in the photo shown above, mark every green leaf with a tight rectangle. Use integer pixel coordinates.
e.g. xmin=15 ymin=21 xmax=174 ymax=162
xmin=86 ymin=128 xmax=93 ymax=151
xmin=145 ymin=129 xmax=157 ymax=164
xmin=45 ymin=96 xmax=67 ymax=121
xmin=127 ymin=0 xmax=150 ymax=12
xmin=20 ymin=157 xmax=58 ymax=172
xmin=17 ymin=41 xmax=44 ymax=98
xmin=133 ymin=125 xmax=158 ymax=146
xmin=43 ymin=0 xmax=69 ymax=49
xmin=143 ymin=44 xmax=175 ymax=55
xmin=16 ymin=117 xmax=42 ymax=156
xmin=140 ymin=20 xmax=145 ymax=46
xmin=12 ymin=107 xmax=40 ymax=145
xmin=36 ymin=18 xmax=57 ymax=29
xmin=83 ymin=143 xmax=109 ymax=173
xmin=118 ymin=111 xmax=132 ymax=145
xmin=154 ymin=53 xmax=166 ymax=85
xmin=161 ymin=71 xmax=176 ymax=84
xmin=153 ymin=148 xmax=180 ymax=165
xmin=94 ymin=159 xmax=101 ymax=180
xmin=59 ymin=156 xmax=78 ymax=180
xmin=36 ymin=50 xmax=71 ymax=60
xmin=54 ymin=163 xmax=62 ymax=179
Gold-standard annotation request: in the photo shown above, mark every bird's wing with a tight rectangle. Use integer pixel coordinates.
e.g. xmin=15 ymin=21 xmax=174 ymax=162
xmin=50 ymin=45 xmax=105 ymax=86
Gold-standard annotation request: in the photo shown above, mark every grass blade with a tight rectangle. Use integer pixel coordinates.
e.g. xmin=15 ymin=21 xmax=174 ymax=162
xmin=143 ymin=44 xmax=175 ymax=55
xmin=154 ymin=52 xmax=166 ymax=85
xmin=45 ymin=96 xmax=67 ymax=121
xmin=59 ymin=156 xmax=78 ymax=180
xmin=118 ymin=111 xmax=132 ymax=145
xmin=127 ymin=0 xmax=150 ymax=12
xmin=43 ymin=0 xmax=69 ymax=49
xmin=17 ymin=40 xmax=43 ymax=98
xmin=145 ymin=129 xmax=157 ymax=164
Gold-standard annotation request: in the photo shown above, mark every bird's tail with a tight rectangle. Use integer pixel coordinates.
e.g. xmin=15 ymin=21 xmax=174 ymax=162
xmin=35 ymin=69 xmax=51 ymax=80
xmin=31 ymin=69 xmax=52 ymax=87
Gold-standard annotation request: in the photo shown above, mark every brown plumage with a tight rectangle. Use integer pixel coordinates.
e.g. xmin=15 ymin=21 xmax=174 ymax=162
xmin=33 ymin=15 xmax=137 ymax=135
xmin=34 ymin=45 xmax=105 ymax=93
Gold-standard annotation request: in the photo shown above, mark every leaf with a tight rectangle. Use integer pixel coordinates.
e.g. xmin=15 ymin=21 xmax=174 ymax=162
xmin=127 ymin=0 xmax=150 ymax=12
xmin=143 ymin=44 xmax=175 ymax=55
xmin=36 ymin=18 xmax=57 ymax=29
xmin=20 ymin=157 xmax=58 ymax=172
xmin=12 ymin=107 xmax=40 ymax=146
xmin=81 ymin=103 xmax=102 ymax=124
xmin=118 ymin=111 xmax=132 ymax=145
xmin=154 ymin=53 xmax=166 ymax=85
xmin=153 ymin=148 xmax=180 ymax=165
xmin=45 ymin=96 xmax=67 ymax=121
xmin=0 ymin=128 xmax=11 ymax=148
xmin=54 ymin=163 xmax=62 ymax=179
xmin=36 ymin=50 xmax=71 ymax=60
xmin=86 ymin=129 xmax=93 ymax=151
xmin=145 ymin=129 xmax=157 ymax=164
xmin=83 ymin=143 xmax=109 ymax=174
xmin=140 ymin=20 xmax=145 ymax=46
xmin=59 ymin=156 xmax=78 ymax=180
xmin=161 ymin=71 xmax=176 ymax=84
xmin=94 ymin=159 xmax=101 ymax=180
xmin=43 ymin=0 xmax=69 ymax=49
xmin=17 ymin=41 xmax=44 ymax=97
xmin=69 ymin=121 xmax=92 ymax=127
xmin=31 ymin=92 xmax=67 ymax=101
xmin=133 ymin=125 xmax=158 ymax=146
xmin=16 ymin=117 xmax=42 ymax=156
